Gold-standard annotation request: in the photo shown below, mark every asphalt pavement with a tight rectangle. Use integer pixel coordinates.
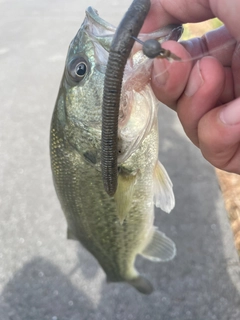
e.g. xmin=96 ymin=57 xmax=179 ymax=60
xmin=0 ymin=0 xmax=240 ymax=319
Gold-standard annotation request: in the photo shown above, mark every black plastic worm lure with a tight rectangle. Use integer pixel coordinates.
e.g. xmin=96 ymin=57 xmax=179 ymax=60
xmin=101 ymin=0 xmax=151 ymax=196
xmin=101 ymin=0 xmax=182 ymax=196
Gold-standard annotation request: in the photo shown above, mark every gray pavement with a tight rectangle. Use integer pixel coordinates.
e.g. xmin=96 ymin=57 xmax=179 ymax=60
xmin=0 ymin=0 xmax=240 ymax=319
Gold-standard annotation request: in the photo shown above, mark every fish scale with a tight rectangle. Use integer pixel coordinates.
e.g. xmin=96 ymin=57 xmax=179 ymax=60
xmin=50 ymin=6 xmax=181 ymax=294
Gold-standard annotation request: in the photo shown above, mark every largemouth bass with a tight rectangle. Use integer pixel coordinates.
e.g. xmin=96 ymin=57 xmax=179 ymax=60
xmin=50 ymin=7 xmax=182 ymax=294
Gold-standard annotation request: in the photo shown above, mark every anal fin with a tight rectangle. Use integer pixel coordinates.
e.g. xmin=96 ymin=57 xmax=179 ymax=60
xmin=141 ymin=229 xmax=176 ymax=262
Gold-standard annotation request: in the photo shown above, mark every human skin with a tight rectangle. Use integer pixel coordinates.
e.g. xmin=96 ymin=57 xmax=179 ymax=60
xmin=142 ymin=0 xmax=240 ymax=174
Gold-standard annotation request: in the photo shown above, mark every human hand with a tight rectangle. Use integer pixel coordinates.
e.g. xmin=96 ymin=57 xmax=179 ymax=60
xmin=142 ymin=0 xmax=240 ymax=174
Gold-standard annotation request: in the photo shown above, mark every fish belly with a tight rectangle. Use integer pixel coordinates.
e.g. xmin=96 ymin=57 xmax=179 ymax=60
xmin=50 ymin=119 xmax=157 ymax=287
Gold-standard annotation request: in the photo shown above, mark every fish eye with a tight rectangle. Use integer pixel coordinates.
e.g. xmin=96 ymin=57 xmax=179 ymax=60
xmin=75 ymin=62 xmax=87 ymax=77
xmin=67 ymin=57 xmax=89 ymax=82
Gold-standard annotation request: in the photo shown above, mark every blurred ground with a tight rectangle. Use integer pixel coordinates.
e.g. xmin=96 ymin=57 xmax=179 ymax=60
xmin=0 ymin=1 xmax=240 ymax=320
xmin=182 ymin=18 xmax=223 ymax=39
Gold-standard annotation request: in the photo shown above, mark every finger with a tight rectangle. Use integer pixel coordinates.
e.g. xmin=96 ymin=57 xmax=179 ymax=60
xmin=232 ymin=43 xmax=240 ymax=97
xmin=210 ymin=0 xmax=240 ymax=40
xmin=176 ymin=56 xmax=225 ymax=146
xmin=142 ymin=0 xmax=240 ymax=39
xmin=218 ymin=67 xmax=234 ymax=105
xmin=142 ymin=0 xmax=214 ymax=32
xmin=198 ymin=98 xmax=240 ymax=173
xmin=151 ymin=41 xmax=234 ymax=109
xmin=181 ymin=26 xmax=236 ymax=67
xmin=151 ymin=41 xmax=192 ymax=109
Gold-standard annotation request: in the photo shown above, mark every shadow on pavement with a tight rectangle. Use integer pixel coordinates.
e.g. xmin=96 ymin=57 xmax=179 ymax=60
xmin=0 ymin=257 xmax=96 ymax=320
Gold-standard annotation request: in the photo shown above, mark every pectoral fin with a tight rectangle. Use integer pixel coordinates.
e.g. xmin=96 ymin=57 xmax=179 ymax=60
xmin=153 ymin=161 xmax=175 ymax=213
xmin=141 ymin=228 xmax=176 ymax=262
xmin=114 ymin=173 xmax=137 ymax=224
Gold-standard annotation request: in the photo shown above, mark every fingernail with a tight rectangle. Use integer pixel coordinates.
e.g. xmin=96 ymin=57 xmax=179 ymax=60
xmin=220 ymin=99 xmax=240 ymax=125
xmin=184 ymin=60 xmax=204 ymax=97
xmin=153 ymin=59 xmax=169 ymax=86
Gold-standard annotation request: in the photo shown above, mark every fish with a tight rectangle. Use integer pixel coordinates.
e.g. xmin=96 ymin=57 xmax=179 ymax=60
xmin=50 ymin=6 xmax=182 ymax=294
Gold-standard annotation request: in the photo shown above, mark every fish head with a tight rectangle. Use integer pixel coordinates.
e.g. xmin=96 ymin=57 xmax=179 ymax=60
xmin=58 ymin=8 xmax=116 ymax=152
xmin=56 ymin=7 xmax=182 ymax=166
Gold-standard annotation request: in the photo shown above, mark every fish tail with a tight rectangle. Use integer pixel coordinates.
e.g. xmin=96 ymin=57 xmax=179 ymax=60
xmin=127 ymin=276 xmax=154 ymax=295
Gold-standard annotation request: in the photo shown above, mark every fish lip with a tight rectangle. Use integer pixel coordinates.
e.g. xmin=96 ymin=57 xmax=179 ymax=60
xmin=85 ymin=7 xmax=183 ymax=45
xmin=137 ymin=24 xmax=183 ymax=43
xmin=85 ymin=7 xmax=116 ymax=33
xmin=165 ymin=24 xmax=184 ymax=41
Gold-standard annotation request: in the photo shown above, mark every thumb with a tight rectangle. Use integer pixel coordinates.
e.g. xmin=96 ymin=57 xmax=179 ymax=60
xmin=198 ymin=98 xmax=240 ymax=173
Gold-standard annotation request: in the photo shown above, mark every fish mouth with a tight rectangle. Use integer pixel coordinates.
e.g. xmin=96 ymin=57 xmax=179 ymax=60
xmin=85 ymin=7 xmax=116 ymax=55
xmin=86 ymin=6 xmax=182 ymax=41
xmin=85 ymin=7 xmax=182 ymax=60
xmin=86 ymin=7 xmax=116 ymax=33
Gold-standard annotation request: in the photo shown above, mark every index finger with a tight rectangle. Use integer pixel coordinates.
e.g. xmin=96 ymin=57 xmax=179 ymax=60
xmin=142 ymin=0 xmax=214 ymax=32
xmin=142 ymin=0 xmax=240 ymax=41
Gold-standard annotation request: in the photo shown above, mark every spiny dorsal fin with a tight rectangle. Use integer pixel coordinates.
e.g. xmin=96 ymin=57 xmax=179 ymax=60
xmin=153 ymin=160 xmax=175 ymax=213
xmin=114 ymin=172 xmax=137 ymax=224
xmin=141 ymin=228 xmax=176 ymax=262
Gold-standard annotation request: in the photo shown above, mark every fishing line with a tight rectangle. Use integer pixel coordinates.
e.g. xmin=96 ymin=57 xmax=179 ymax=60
xmin=132 ymin=35 xmax=181 ymax=61
xmin=152 ymin=37 xmax=237 ymax=79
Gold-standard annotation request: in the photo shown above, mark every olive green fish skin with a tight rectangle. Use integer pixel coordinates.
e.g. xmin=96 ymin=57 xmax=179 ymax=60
xmin=51 ymin=123 xmax=157 ymax=282
xmin=50 ymin=7 xmax=179 ymax=293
